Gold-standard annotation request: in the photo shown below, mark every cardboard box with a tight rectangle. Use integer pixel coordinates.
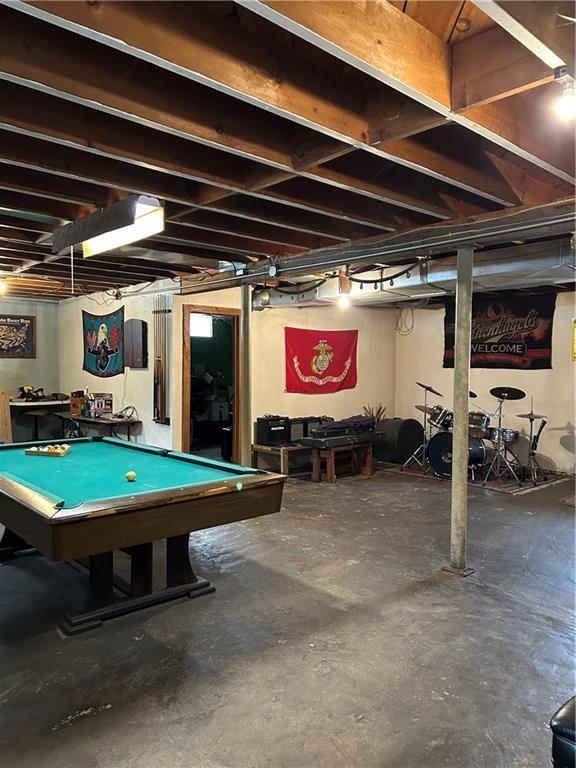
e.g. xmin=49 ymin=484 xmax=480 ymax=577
xmin=70 ymin=394 xmax=87 ymax=416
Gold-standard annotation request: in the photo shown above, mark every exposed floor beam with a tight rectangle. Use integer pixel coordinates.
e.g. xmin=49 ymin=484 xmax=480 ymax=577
xmin=472 ymin=0 xmax=575 ymax=72
xmin=178 ymin=198 xmax=381 ymax=241
xmin=0 ymin=105 xmax=420 ymax=231
xmin=0 ymin=79 xmax=455 ymax=221
xmin=452 ymin=25 xmax=554 ymax=110
xmin=8 ymin=0 xmax=563 ymax=205
xmin=169 ymin=214 xmax=344 ymax=249
xmin=240 ymin=0 xmax=574 ymax=182
xmin=0 ymin=190 xmax=89 ymax=221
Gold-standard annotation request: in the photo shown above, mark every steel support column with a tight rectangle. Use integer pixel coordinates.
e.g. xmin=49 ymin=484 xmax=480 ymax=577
xmin=240 ymin=284 xmax=252 ymax=466
xmin=446 ymin=246 xmax=475 ymax=576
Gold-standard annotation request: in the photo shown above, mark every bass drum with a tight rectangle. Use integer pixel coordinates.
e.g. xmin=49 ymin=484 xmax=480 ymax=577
xmin=427 ymin=432 xmax=487 ymax=478
xmin=374 ymin=418 xmax=424 ymax=464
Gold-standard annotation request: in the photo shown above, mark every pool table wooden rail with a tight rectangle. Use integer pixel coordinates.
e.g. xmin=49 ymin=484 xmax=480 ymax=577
xmin=0 ymin=473 xmax=285 ymax=561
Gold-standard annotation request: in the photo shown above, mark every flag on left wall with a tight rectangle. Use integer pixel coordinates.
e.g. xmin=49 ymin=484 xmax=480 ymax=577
xmin=83 ymin=307 xmax=124 ymax=377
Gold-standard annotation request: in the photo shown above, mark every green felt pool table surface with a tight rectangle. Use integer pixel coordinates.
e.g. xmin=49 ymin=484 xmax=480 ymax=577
xmin=0 ymin=438 xmax=256 ymax=509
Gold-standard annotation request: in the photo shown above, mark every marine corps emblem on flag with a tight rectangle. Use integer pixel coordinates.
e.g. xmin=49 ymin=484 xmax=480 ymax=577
xmin=285 ymin=327 xmax=358 ymax=394
xmin=311 ymin=341 xmax=334 ymax=375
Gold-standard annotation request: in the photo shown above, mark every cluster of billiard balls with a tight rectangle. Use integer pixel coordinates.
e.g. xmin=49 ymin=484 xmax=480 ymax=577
xmin=28 ymin=444 xmax=70 ymax=455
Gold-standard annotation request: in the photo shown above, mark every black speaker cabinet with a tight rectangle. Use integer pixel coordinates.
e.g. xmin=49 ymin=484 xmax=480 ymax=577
xmin=124 ymin=319 xmax=148 ymax=368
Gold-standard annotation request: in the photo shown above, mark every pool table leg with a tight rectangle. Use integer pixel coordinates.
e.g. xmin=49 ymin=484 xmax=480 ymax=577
xmin=61 ymin=537 xmax=214 ymax=635
xmin=87 ymin=552 xmax=114 ymax=610
xmin=166 ymin=534 xmax=196 ymax=587
xmin=0 ymin=527 xmax=34 ymax=561
xmin=127 ymin=542 xmax=154 ymax=597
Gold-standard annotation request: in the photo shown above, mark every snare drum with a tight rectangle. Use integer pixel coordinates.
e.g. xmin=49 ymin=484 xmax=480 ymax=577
xmin=468 ymin=411 xmax=490 ymax=438
xmin=429 ymin=405 xmax=453 ymax=431
xmin=488 ymin=427 xmax=519 ymax=445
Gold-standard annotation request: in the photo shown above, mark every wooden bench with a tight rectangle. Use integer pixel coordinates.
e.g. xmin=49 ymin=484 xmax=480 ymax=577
xmin=252 ymin=443 xmax=312 ymax=476
xmin=311 ymin=441 xmax=375 ymax=483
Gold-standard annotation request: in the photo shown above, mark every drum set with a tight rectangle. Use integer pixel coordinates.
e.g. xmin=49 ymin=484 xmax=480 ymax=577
xmin=403 ymin=381 xmax=548 ymax=487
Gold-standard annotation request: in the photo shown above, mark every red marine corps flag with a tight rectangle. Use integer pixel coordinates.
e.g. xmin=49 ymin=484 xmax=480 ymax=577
xmin=285 ymin=327 xmax=358 ymax=394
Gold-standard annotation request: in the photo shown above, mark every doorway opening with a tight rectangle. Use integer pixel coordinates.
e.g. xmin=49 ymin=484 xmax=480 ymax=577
xmin=182 ymin=306 xmax=240 ymax=461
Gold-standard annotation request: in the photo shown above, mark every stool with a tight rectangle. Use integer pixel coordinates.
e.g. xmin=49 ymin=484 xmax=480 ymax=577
xmin=22 ymin=410 xmax=50 ymax=441
xmin=550 ymin=697 xmax=575 ymax=767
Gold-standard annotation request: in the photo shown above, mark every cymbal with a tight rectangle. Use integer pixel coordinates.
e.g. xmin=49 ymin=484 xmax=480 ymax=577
xmin=416 ymin=381 xmax=443 ymax=397
xmin=415 ymin=404 xmax=434 ymax=415
xmin=517 ymin=412 xmax=546 ymax=420
xmin=469 ymin=390 xmax=477 ymax=399
xmin=490 ymin=386 xmax=526 ymax=401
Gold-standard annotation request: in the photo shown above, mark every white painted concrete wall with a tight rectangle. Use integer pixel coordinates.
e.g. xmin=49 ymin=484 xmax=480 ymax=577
xmin=47 ymin=280 xmax=576 ymax=473
xmin=394 ymin=292 xmax=576 ymax=473
xmin=0 ymin=298 xmax=60 ymax=395
xmin=58 ymin=288 xmax=173 ymax=448
xmin=250 ymin=304 xmax=396 ymax=421
xmin=57 ymin=284 xmax=397 ymax=452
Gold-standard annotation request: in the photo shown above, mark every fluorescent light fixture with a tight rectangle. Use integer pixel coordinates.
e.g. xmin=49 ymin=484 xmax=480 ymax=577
xmin=190 ymin=313 xmax=213 ymax=338
xmin=52 ymin=195 xmax=164 ymax=258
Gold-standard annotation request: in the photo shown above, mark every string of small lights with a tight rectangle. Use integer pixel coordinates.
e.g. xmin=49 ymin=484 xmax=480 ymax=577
xmin=348 ymin=262 xmax=419 ymax=290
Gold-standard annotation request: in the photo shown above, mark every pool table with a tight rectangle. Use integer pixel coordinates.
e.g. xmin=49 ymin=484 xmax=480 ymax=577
xmin=0 ymin=437 xmax=285 ymax=634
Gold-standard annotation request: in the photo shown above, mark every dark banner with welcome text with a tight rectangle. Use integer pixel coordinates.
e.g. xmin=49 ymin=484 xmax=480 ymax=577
xmin=443 ymin=291 xmax=556 ymax=370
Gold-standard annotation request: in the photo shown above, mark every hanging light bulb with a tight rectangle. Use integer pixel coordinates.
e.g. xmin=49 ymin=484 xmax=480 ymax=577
xmin=554 ymin=80 xmax=576 ymax=120
xmin=390 ymin=279 xmax=394 ymax=287
xmin=359 ymin=282 xmax=364 ymax=290
xmin=338 ymin=269 xmax=351 ymax=308
xmin=338 ymin=293 xmax=350 ymax=309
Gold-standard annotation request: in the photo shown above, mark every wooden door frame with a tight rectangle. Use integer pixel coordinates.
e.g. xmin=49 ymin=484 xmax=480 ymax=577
xmin=182 ymin=305 xmax=241 ymax=462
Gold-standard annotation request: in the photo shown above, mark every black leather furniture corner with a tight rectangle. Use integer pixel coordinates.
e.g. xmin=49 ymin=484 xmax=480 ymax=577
xmin=551 ymin=697 xmax=575 ymax=767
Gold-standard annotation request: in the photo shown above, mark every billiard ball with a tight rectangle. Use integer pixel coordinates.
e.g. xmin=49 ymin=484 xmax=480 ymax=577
xmin=126 ymin=470 xmax=137 ymax=482
xmin=235 ymin=481 xmax=243 ymax=491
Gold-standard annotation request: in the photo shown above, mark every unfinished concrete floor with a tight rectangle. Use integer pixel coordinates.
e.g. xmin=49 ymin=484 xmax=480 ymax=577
xmin=1 ymin=471 xmax=574 ymax=768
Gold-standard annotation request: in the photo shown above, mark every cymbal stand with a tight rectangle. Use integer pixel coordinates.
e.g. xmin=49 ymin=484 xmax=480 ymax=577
xmin=525 ymin=418 xmax=547 ymax=485
xmin=403 ymin=388 xmax=431 ymax=471
xmin=482 ymin=398 xmax=522 ymax=486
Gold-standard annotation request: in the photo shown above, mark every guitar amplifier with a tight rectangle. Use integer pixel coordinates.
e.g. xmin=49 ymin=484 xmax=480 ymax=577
xmin=254 ymin=416 xmax=291 ymax=446
xmin=289 ymin=417 xmax=305 ymax=441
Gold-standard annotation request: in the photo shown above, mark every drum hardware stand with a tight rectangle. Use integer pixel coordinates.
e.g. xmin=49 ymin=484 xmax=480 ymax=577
xmin=517 ymin=403 xmax=548 ymax=485
xmin=402 ymin=382 xmax=442 ymax=472
xmin=482 ymin=397 xmax=522 ymax=487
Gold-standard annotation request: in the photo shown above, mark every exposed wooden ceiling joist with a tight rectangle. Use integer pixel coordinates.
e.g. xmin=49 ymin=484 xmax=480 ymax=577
xmin=452 ymin=25 xmax=554 ymax=110
xmin=0 ymin=5 xmax=460 ymax=222
xmin=177 ymin=198 xmax=382 ymax=242
xmin=472 ymin=0 xmax=575 ymax=72
xmin=0 ymin=0 xmax=572 ymax=302
xmin=8 ymin=0 xmax=571 ymax=207
xmin=239 ymin=0 xmax=574 ymax=181
xmin=170 ymin=213 xmax=344 ymax=249
xmin=0 ymin=79 xmax=456 ymax=223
